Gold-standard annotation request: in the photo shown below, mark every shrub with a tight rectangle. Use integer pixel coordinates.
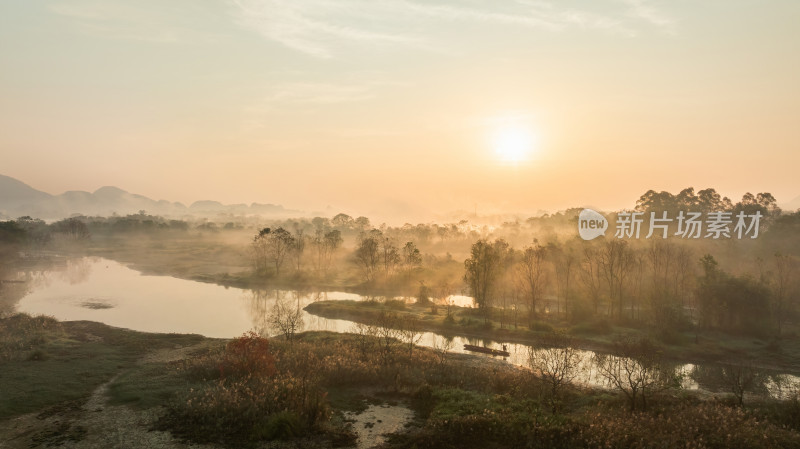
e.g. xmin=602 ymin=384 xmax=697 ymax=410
xmin=570 ymin=319 xmax=611 ymax=335
xmin=160 ymin=332 xmax=330 ymax=446
xmin=27 ymin=349 xmax=49 ymax=361
xmin=579 ymin=402 xmax=800 ymax=449
xmin=160 ymin=373 xmax=328 ymax=446
xmin=0 ymin=313 xmax=62 ymax=362
xmin=217 ymin=331 xmax=275 ymax=378
xmin=530 ymin=321 xmax=554 ymax=333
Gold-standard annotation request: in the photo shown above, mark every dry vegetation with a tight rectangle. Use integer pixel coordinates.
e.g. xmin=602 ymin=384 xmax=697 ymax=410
xmin=2 ymin=313 xmax=800 ymax=448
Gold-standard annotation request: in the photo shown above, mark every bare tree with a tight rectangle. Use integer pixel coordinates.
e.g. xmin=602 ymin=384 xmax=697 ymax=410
xmin=434 ymin=280 xmax=454 ymax=319
xmin=720 ymin=361 xmax=757 ymax=407
xmin=599 ymin=240 xmax=634 ymax=319
xmin=464 ymin=239 xmax=511 ymax=324
xmin=527 ymin=332 xmax=582 ymax=413
xmin=773 ymin=253 xmax=797 ymax=336
xmin=374 ymin=311 xmax=401 ymax=365
xmin=290 ymin=226 xmax=306 ymax=273
xmin=269 ymin=292 xmax=304 ymax=343
xmin=380 ymin=236 xmax=401 ymax=276
xmin=517 ymin=242 xmax=548 ymax=327
xmin=350 ymin=322 xmax=378 ymax=358
xmin=251 ymin=233 xmax=269 ymax=276
xmin=402 ymin=241 xmax=422 ymax=273
xmin=594 ymin=336 xmax=674 ymax=411
xmin=432 ymin=336 xmax=454 ymax=366
xmin=312 ymin=229 xmax=342 ymax=275
xmin=399 ymin=318 xmax=424 ymax=356
xmin=580 ymin=246 xmax=604 ymax=315
xmin=550 ymin=242 xmax=576 ymax=318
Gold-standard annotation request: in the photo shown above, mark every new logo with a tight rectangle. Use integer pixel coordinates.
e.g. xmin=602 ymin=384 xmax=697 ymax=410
xmin=578 ymin=209 xmax=608 ymax=240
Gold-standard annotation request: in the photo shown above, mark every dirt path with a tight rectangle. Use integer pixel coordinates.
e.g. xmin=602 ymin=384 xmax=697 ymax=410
xmin=0 ymin=345 xmax=219 ymax=449
xmin=343 ymin=403 xmax=414 ymax=449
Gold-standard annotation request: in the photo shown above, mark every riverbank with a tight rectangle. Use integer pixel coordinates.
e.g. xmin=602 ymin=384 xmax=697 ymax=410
xmin=85 ymin=234 xmax=367 ymax=293
xmin=65 ymin=239 xmax=800 ymax=375
xmin=25 ymin=242 xmax=800 ymax=376
xmin=304 ymin=299 xmax=800 ymax=375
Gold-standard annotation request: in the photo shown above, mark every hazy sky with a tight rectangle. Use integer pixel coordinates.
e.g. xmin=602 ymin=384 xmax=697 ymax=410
xmin=1 ymin=0 xmax=798 ymax=221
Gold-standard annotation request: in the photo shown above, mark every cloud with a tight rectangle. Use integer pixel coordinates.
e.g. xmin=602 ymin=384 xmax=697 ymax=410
xmin=264 ymin=82 xmax=377 ymax=104
xmin=229 ymin=0 xmax=420 ymax=58
xmin=48 ymin=1 xmax=216 ymax=44
xmin=620 ymin=0 xmax=675 ymax=32
xmin=241 ymin=79 xmax=396 ymax=131
xmin=230 ymin=0 xmax=677 ymax=58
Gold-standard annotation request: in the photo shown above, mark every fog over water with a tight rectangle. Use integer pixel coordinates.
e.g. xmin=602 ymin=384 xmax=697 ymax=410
xmin=12 ymin=256 xmax=799 ymax=399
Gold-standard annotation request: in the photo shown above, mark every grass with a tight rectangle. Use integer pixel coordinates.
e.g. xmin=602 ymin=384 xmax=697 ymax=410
xmin=107 ymin=361 xmax=205 ymax=409
xmin=4 ymin=313 xmax=800 ymax=448
xmin=0 ymin=314 xmax=204 ymax=419
xmin=305 ymin=299 xmax=800 ymax=374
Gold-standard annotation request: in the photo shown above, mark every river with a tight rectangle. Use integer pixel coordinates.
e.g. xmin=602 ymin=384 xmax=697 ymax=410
xmin=6 ymin=256 xmax=799 ymax=399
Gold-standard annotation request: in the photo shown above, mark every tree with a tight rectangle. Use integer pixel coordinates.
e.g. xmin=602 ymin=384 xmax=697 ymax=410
xmin=269 ymin=293 xmax=304 ymax=342
xmin=598 ymin=240 xmax=634 ymax=319
xmin=696 ymin=255 xmax=772 ymax=335
xmin=697 ymin=188 xmax=733 ymax=212
xmin=350 ymin=321 xmax=378 ymax=358
xmin=517 ymin=242 xmax=548 ymax=327
xmin=527 ymin=332 xmax=582 ymax=413
xmin=15 ymin=216 xmax=50 ymax=247
xmin=434 ymin=280 xmax=454 ymax=319
xmin=251 ymin=232 xmax=269 ymax=276
xmin=380 ymin=236 xmax=401 ymax=275
xmin=580 ymin=245 xmax=604 ymax=316
xmin=312 ymin=228 xmax=342 ymax=275
xmin=549 ymin=241 xmax=576 ymax=318
xmin=402 ymin=241 xmax=422 ymax=272
xmin=374 ymin=311 xmax=401 ymax=365
xmin=732 ymin=192 xmax=781 ymax=222
xmin=399 ymin=318 xmax=423 ymax=356
xmin=772 ymin=253 xmax=797 ymax=336
xmin=0 ymin=220 xmax=27 ymax=245
xmin=0 ymin=221 xmax=27 ymax=263
xmin=594 ymin=336 xmax=674 ymax=412
xmin=331 ymin=213 xmax=354 ymax=228
xmin=646 ymin=240 xmax=691 ymax=327
xmin=290 ymin=226 xmax=306 ymax=273
xmin=255 ymin=227 xmax=295 ymax=276
xmin=634 ymin=189 xmax=677 ymax=214
xmin=52 ymin=218 xmax=90 ymax=240
xmin=354 ymin=230 xmax=381 ymax=282
xmin=720 ymin=361 xmax=757 ymax=407
xmin=464 ymin=239 xmax=510 ymax=324
xmin=432 ymin=336 xmax=454 ymax=366
xmin=354 ymin=216 xmax=371 ymax=231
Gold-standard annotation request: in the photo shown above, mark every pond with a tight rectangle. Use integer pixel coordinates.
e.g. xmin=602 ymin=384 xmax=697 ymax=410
xmin=7 ymin=256 xmax=799 ymax=399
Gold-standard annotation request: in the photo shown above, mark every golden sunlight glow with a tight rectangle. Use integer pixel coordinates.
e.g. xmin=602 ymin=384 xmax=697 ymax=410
xmin=491 ymin=124 xmax=536 ymax=164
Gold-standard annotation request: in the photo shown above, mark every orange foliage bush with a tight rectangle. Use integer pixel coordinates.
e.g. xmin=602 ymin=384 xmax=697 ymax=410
xmin=217 ymin=331 xmax=275 ymax=378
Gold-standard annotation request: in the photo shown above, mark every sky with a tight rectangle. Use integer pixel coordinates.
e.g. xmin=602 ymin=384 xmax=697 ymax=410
xmin=1 ymin=0 xmax=798 ymax=222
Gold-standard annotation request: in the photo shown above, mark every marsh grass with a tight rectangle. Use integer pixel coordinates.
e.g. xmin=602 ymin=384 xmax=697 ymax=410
xmin=0 ymin=313 xmax=204 ymax=419
xmin=4 ymin=313 xmax=800 ymax=449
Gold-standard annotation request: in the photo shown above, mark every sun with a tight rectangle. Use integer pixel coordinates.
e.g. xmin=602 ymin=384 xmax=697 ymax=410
xmin=492 ymin=125 xmax=535 ymax=164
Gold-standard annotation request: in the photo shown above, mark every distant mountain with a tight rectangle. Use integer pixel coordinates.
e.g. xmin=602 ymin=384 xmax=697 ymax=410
xmin=0 ymin=175 xmax=57 ymax=218
xmin=0 ymin=174 xmax=299 ymax=220
xmin=0 ymin=175 xmax=51 ymax=203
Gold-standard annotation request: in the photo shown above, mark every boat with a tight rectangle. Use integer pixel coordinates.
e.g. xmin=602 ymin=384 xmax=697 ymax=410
xmin=463 ymin=344 xmax=510 ymax=357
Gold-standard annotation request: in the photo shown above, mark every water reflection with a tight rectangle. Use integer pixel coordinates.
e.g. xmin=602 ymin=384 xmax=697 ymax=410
xmin=10 ymin=256 xmax=800 ymax=400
